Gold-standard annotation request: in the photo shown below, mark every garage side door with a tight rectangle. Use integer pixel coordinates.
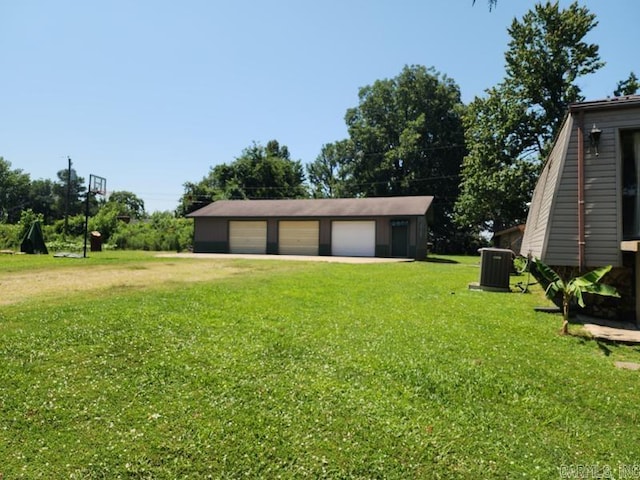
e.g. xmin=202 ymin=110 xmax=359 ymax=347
xmin=331 ymin=220 xmax=376 ymax=257
xmin=229 ymin=221 xmax=267 ymax=254
xmin=279 ymin=221 xmax=319 ymax=256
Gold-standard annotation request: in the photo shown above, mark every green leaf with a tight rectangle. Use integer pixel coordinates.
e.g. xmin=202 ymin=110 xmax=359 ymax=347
xmin=583 ymin=283 xmax=620 ymax=299
xmin=533 ymin=258 xmax=562 ymax=284
xmin=544 ymin=281 xmax=562 ymax=301
xmin=573 ymin=265 xmax=612 ymax=286
xmin=574 ymin=288 xmax=586 ymax=308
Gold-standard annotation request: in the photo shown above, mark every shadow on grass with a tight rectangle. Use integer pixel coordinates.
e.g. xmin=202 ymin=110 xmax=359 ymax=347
xmin=424 ymin=256 xmax=459 ymax=264
xmin=597 ymin=341 xmax=614 ymax=356
xmin=567 ymin=325 xmax=626 ymax=356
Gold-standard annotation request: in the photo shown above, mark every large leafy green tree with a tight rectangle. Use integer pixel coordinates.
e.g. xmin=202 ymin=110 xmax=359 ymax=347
xmin=0 ymin=157 xmax=31 ymax=223
xmin=90 ymin=191 xmax=146 ymax=241
xmin=27 ymin=179 xmax=56 ymax=224
xmin=456 ymin=1 xmax=603 ymax=234
xmin=504 ymin=1 xmax=603 ymax=149
xmin=52 ymin=167 xmax=86 ymax=220
xmin=176 ymin=180 xmax=215 ymax=217
xmin=342 ymin=65 xmax=466 ymax=248
xmin=455 ymin=86 xmax=541 ymax=233
xmin=179 ymin=140 xmax=307 ymax=215
xmin=306 ymin=140 xmax=355 ymax=198
xmin=107 ymin=191 xmax=146 ymax=219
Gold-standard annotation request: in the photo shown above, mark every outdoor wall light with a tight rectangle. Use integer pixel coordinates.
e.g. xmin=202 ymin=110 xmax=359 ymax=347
xmin=589 ymin=123 xmax=602 ymax=156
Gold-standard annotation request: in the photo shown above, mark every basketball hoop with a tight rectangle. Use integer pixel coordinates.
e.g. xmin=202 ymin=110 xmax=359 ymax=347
xmin=84 ymin=173 xmax=107 ymax=257
xmin=89 ymin=174 xmax=107 ymax=196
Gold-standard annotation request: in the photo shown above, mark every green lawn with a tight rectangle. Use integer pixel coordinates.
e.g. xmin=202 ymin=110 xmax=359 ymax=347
xmin=1 ymin=253 xmax=639 ymax=478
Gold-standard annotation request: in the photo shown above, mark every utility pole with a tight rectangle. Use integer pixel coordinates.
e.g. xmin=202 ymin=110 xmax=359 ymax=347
xmin=64 ymin=157 xmax=72 ymax=238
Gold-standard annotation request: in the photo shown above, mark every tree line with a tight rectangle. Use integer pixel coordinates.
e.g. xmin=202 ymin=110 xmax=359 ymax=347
xmin=2 ymin=2 xmax=638 ymax=253
xmin=0 ymin=160 xmax=193 ymax=252
xmin=180 ymin=2 xmax=636 ymax=252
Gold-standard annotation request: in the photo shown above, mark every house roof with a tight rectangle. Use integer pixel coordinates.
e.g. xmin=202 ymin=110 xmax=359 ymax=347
xmin=569 ymin=95 xmax=640 ymax=112
xmin=493 ymin=224 xmax=525 ymax=238
xmin=187 ymin=196 xmax=434 ymax=218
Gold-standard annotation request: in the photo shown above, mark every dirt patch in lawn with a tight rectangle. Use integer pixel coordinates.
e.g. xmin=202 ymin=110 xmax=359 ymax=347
xmin=0 ymin=260 xmax=245 ymax=306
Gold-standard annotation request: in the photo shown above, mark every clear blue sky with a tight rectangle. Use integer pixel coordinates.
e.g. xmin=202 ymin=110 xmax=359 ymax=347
xmin=1 ymin=1 xmax=637 ymax=212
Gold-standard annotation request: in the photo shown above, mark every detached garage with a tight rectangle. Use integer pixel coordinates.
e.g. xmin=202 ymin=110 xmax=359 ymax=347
xmin=187 ymin=196 xmax=433 ymax=260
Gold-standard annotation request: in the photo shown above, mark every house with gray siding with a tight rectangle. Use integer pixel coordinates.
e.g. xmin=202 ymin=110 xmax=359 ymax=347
xmin=187 ymin=196 xmax=433 ymax=260
xmin=521 ymin=96 xmax=640 ymax=321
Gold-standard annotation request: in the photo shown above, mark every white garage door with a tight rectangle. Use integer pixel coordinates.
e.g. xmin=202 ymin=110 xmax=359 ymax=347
xmin=229 ymin=221 xmax=267 ymax=254
xmin=331 ymin=220 xmax=376 ymax=257
xmin=279 ymin=221 xmax=319 ymax=256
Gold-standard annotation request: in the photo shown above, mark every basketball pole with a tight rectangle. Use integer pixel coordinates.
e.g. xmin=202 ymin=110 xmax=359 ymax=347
xmin=83 ymin=174 xmax=106 ymax=258
xmin=64 ymin=157 xmax=71 ymax=238
xmin=82 ymin=183 xmax=91 ymax=258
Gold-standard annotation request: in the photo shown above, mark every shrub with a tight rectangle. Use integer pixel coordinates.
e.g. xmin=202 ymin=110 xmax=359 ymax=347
xmin=0 ymin=223 xmax=20 ymax=249
xmin=45 ymin=239 xmax=84 ymax=253
xmin=110 ymin=213 xmax=193 ymax=251
xmin=50 ymin=214 xmax=87 ymax=238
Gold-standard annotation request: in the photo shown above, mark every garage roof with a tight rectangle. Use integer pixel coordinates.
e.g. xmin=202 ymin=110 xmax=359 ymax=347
xmin=187 ymin=196 xmax=434 ymax=218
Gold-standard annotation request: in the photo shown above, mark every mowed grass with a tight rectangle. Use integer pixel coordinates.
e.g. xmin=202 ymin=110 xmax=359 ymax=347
xmin=1 ymin=254 xmax=639 ymax=478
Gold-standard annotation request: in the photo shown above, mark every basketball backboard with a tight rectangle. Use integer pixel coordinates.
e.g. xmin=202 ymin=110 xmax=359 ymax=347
xmin=89 ymin=174 xmax=107 ymax=196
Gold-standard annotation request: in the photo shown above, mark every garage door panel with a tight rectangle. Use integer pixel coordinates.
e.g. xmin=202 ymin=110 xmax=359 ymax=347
xmin=331 ymin=220 xmax=376 ymax=257
xmin=279 ymin=221 xmax=319 ymax=255
xmin=229 ymin=221 xmax=267 ymax=254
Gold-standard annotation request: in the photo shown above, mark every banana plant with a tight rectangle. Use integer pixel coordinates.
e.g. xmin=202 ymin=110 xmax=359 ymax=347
xmin=533 ymin=258 xmax=620 ymax=335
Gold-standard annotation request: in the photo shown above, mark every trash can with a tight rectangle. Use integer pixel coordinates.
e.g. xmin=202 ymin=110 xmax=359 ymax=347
xmin=90 ymin=231 xmax=102 ymax=252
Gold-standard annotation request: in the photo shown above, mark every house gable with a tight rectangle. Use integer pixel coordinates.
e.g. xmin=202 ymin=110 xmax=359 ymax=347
xmin=521 ymin=115 xmax=573 ymax=262
xmin=522 ymin=96 xmax=640 ymax=268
